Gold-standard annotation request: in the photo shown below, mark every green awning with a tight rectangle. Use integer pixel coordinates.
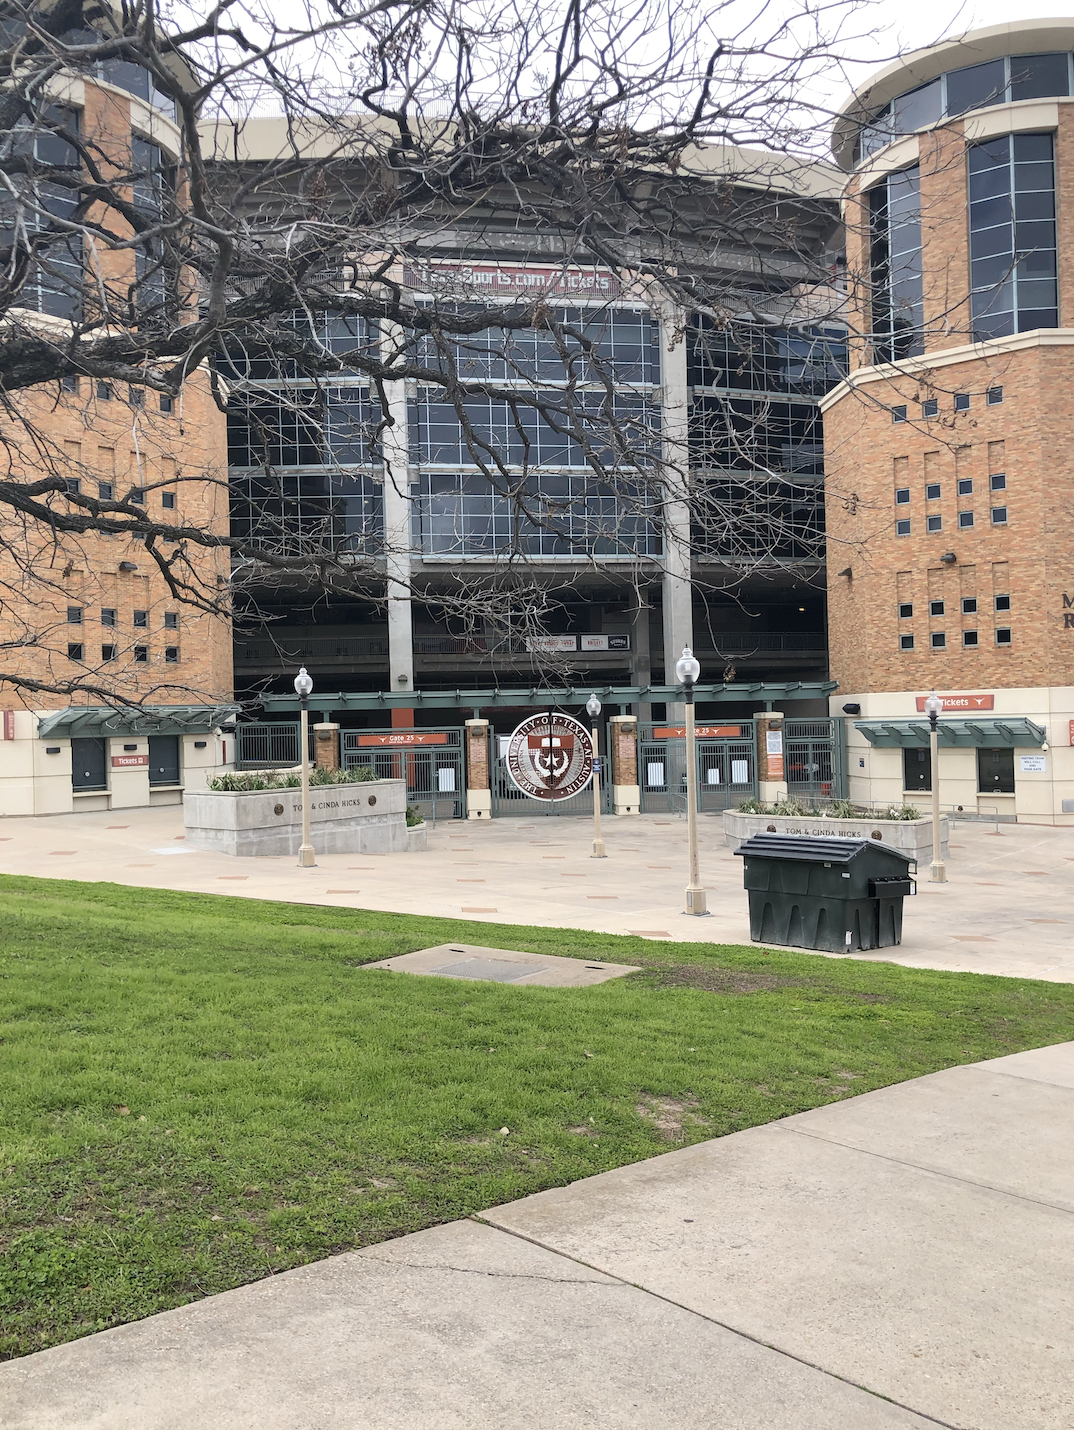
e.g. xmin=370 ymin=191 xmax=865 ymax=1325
xmin=854 ymin=717 xmax=1047 ymax=749
xmin=37 ymin=704 xmax=240 ymax=739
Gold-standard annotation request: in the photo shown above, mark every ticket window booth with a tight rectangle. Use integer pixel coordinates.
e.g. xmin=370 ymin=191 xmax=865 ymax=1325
xmin=903 ymin=746 xmax=931 ymax=794
xmin=977 ymin=747 xmax=1015 ymax=794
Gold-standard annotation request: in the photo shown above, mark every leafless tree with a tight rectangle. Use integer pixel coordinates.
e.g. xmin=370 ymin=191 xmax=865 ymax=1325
xmin=0 ymin=0 xmax=870 ymax=704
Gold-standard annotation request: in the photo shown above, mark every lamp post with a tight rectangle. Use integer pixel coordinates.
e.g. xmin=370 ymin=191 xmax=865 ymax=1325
xmin=675 ymin=647 xmax=709 ymax=916
xmin=586 ymin=694 xmax=607 ymax=859
xmin=924 ymin=689 xmax=946 ymax=884
xmin=294 ymin=666 xmax=316 ymax=868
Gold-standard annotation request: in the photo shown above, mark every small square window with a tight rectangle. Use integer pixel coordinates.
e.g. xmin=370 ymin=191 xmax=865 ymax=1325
xmin=954 ymin=393 xmax=970 ymax=411
xmin=930 ymin=631 xmax=946 ymax=649
xmin=891 ymin=405 xmax=907 ymax=423
xmin=991 ymin=506 xmax=1007 ymax=525
xmin=927 ymin=514 xmax=943 ymax=532
xmin=67 ymin=642 xmax=84 ymax=661
xmin=128 ymin=386 xmax=144 ymax=408
xmin=929 ymin=599 xmax=945 ymax=616
xmin=165 ymin=646 xmax=179 ymax=663
xmin=995 ymin=594 xmax=1011 ymax=612
xmin=100 ymin=608 xmax=116 ymax=627
xmin=133 ymin=609 xmax=148 ymax=628
xmin=896 ymin=518 xmax=911 ymax=536
xmin=164 ymin=611 xmax=179 ymax=630
xmin=958 ymin=511 xmax=975 ymax=528
xmin=101 ymin=643 xmax=117 ymax=662
xmin=957 ymin=478 xmax=973 ymax=495
xmin=899 ymin=633 xmax=915 ymax=651
xmin=160 ymin=394 xmax=173 ymax=413
xmin=98 ymin=481 xmax=114 ymax=500
xmin=62 ymin=374 xmax=80 ymax=393
xmin=129 ymin=487 xmax=146 ymax=505
xmin=67 ymin=606 xmax=82 ymax=624
xmin=921 ymin=398 xmax=938 ymax=417
xmin=96 ymin=381 xmax=113 ymax=400
xmin=990 ymin=473 xmax=1006 ymax=491
xmin=134 ymin=645 xmax=149 ymax=663
xmin=963 ymin=630 xmax=979 ymax=647
xmin=64 ymin=477 xmax=81 ymax=495
xmin=898 ymin=601 xmax=913 ymax=618
xmin=925 ymin=483 xmax=941 ymax=500
xmin=162 ymin=490 xmax=176 ymax=509
xmin=962 ymin=597 xmax=977 ymax=614
xmin=995 ymin=627 xmax=1012 ymax=645
xmin=986 ymin=386 xmax=1003 ymax=405
xmin=895 ymin=488 xmax=911 ymax=504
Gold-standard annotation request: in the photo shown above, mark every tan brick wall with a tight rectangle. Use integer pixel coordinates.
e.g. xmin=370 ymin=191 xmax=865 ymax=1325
xmin=0 ymin=79 xmax=232 ymax=712
xmin=824 ymin=344 xmax=1074 ymax=696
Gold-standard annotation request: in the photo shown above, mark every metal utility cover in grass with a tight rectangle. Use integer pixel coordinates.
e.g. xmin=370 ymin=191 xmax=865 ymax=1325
xmin=365 ymin=944 xmax=639 ymax=988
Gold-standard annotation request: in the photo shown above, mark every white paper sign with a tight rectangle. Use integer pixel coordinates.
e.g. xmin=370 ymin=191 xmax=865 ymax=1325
xmin=526 ymin=635 xmax=577 ymax=652
xmin=731 ymin=759 xmax=750 ymax=784
xmin=646 ymin=762 xmax=665 ymax=787
xmin=1019 ymin=755 xmax=1047 ymax=773
xmin=437 ymin=767 xmax=456 ymax=791
xmin=766 ymin=730 xmax=783 ymax=755
xmin=706 ymin=768 xmax=721 ymax=785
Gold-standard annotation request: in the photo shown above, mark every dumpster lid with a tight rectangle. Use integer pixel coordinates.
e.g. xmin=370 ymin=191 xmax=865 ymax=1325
xmin=732 ymin=834 xmax=914 ymax=866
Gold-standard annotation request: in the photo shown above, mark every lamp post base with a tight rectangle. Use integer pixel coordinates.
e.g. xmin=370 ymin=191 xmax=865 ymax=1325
xmin=684 ymin=887 xmax=711 ymax=916
xmin=298 ymin=844 xmax=316 ymax=868
xmin=591 ymin=841 xmax=607 ymax=859
xmin=929 ymin=860 xmax=947 ymax=884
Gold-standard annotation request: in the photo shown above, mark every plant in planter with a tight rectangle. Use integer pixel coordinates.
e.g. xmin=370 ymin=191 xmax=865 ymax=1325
xmin=736 ymin=797 xmax=770 ymax=814
xmin=771 ymin=797 xmax=811 ymax=817
xmin=207 ymin=767 xmax=375 ymax=792
xmin=405 ymin=805 xmax=424 ymax=828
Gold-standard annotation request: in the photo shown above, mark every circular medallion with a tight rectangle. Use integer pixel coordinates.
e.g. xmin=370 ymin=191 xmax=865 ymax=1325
xmin=506 ymin=713 xmax=593 ymax=801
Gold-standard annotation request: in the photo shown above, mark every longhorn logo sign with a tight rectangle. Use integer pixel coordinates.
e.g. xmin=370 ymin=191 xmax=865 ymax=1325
xmin=506 ymin=713 xmax=593 ymax=801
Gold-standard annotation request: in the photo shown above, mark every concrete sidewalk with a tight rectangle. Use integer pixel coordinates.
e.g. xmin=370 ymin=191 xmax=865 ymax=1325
xmin=3 ymin=1042 xmax=1071 ymax=1429
xmin=1 ymin=805 xmax=1073 ymax=981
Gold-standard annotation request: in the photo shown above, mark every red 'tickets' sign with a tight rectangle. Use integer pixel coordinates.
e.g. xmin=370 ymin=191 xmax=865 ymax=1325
xmin=653 ymin=725 xmax=742 ymax=739
xmin=914 ymin=694 xmax=995 ymax=712
xmin=355 ymin=732 xmax=449 ymax=747
xmin=111 ymin=754 xmax=149 ymax=768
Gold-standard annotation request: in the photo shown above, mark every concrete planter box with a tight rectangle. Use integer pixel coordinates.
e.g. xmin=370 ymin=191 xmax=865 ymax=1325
xmin=184 ymin=779 xmax=408 ymax=857
xmin=407 ymin=822 xmax=428 ymax=853
xmin=722 ymin=809 xmax=948 ymax=862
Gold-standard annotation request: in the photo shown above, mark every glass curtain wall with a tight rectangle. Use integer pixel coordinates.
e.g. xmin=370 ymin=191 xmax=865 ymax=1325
xmin=869 ymin=167 xmax=923 ymax=362
xmin=0 ymin=105 xmax=82 ymax=319
xmin=968 ymin=132 xmax=1058 ymax=339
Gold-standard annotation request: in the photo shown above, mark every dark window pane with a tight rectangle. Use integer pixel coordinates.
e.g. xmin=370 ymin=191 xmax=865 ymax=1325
xmin=1009 ymin=52 xmax=1070 ymax=101
xmin=946 ymin=59 xmax=1007 ymax=115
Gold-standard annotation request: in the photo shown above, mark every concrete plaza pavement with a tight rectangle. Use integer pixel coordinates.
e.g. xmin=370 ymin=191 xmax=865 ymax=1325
xmin=2 ymin=1041 xmax=1072 ymax=1429
xmin=0 ymin=804 xmax=1073 ymax=980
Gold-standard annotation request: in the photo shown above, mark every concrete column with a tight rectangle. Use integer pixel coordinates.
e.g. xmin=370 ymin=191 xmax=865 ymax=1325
xmin=465 ymin=718 xmax=492 ymax=820
xmin=659 ymin=305 xmax=693 ymax=694
xmin=755 ymin=711 xmax=787 ymax=805
xmin=380 ymin=325 xmax=415 ymax=703
xmin=630 ymin=594 xmax=652 ymax=725
xmin=313 ymin=723 xmax=340 ymax=772
xmin=609 ymin=714 xmax=640 ymax=816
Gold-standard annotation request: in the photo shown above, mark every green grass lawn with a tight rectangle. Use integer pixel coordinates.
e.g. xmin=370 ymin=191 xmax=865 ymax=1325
xmin=1 ymin=872 xmax=1072 ymax=1361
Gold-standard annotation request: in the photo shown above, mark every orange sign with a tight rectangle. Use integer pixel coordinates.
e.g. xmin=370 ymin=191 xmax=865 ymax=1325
xmin=915 ymin=694 xmax=995 ymax=712
xmin=355 ymin=732 xmax=449 ymax=746
xmin=653 ymin=725 xmax=742 ymax=739
xmin=111 ymin=754 xmax=148 ymax=768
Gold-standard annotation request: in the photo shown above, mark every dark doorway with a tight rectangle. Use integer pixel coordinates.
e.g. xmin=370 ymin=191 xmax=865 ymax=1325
xmin=903 ymin=746 xmax=931 ymax=793
xmin=71 ymin=737 xmax=107 ymax=791
xmin=977 ymin=746 xmax=1015 ymax=794
xmin=149 ymin=735 xmax=180 ymax=786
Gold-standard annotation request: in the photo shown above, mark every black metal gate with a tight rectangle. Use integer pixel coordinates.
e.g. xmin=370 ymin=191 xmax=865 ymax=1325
xmin=639 ymin=721 xmax=757 ymax=813
xmin=784 ymin=718 xmax=845 ymax=801
xmin=489 ymin=725 xmax=611 ymax=817
xmin=342 ymin=728 xmax=465 ymax=822
xmin=235 ymin=722 xmax=303 ymax=769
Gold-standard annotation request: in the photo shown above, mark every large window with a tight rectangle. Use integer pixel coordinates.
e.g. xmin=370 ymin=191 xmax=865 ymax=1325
xmin=688 ymin=320 xmax=846 ymax=396
xmin=690 ymin=395 xmax=823 ymax=475
xmin=218 ymin=312 xmax=374 ymax=381
xmin=870 ymin=167 xmax=923 ymax=361
xmin=859 ymin=52 xmax=1073 ymax=160
xmin=230 ymin=470 xmax=383 ymax=555
xmin=228 ymin=388 xmax=380 ymax=469
xmin=0 ymin=105 xmax=82 ymax=319
xmin=969 ymin=133 xmax=1057 ymax=340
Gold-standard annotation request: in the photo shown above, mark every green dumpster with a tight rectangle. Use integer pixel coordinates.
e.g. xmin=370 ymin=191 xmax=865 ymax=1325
xmin=733 ymin=834 xmax=916 ymax=952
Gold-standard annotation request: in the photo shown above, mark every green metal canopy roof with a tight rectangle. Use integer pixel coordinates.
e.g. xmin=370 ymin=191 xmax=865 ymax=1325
xmin=37 ymin=704 xmax=241 ymax=739
xmin=854 ymin=717 xmax=1047 ymax=748
xmin=257 ymin=680 xmax=838 ymax=715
